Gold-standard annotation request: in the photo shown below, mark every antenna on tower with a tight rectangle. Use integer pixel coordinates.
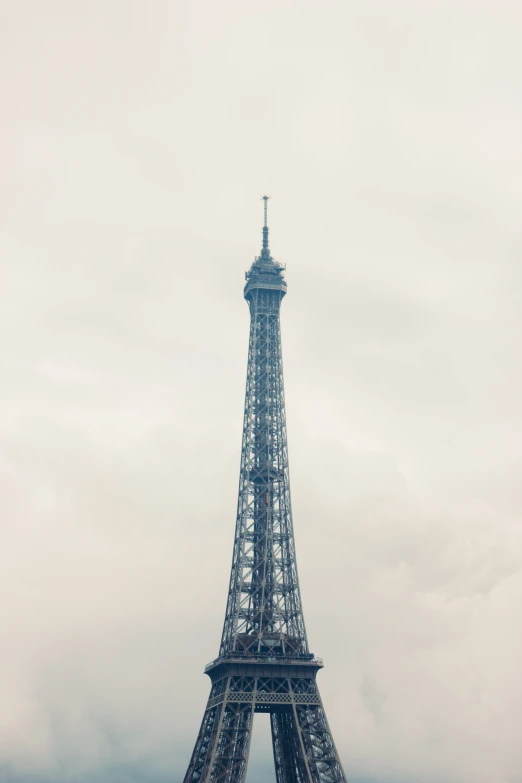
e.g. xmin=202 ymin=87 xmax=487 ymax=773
xmin=262 ymin=195 xmax=270 ymax=226
xmin=261 ymin=195 xmax=270 ymax=258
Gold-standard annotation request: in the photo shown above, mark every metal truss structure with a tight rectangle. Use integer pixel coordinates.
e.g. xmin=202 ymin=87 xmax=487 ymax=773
xmin=182 ymin=198 xmax=348 ymax=783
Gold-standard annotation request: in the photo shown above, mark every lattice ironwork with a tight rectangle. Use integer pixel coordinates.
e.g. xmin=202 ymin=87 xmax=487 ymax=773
xmin=272 ymin=708 xmax=309 ymax=783
xmin=182 ymin=200 xmax=348 ymax=783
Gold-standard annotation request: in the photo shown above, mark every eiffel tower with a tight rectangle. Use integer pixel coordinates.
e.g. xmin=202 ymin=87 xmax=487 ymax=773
xmin=182 ymin=198 xmax=348 ymax=783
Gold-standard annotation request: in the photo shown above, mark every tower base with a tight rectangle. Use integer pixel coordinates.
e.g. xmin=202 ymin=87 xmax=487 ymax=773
xmin=183 ymin=659 xmax=347 ymax=783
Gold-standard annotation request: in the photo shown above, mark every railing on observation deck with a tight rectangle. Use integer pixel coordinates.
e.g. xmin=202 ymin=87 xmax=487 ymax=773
xmin=205 ymin=654 xmax=324 ymax=673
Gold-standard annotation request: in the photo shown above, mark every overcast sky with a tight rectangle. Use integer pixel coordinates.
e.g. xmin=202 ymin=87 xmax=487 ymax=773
xmin=1 ymin=1 xmax=521 ymax=782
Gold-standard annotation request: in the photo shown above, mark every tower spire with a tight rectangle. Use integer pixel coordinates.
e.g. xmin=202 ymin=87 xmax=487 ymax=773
xmin=261 ymin=194 xmax=270 ymax=259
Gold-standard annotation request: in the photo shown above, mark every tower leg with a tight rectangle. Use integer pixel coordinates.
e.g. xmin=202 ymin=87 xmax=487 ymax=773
xmin=184 ymin=670 xmax=347 ymax=783
xmin=183 ymin=703 xmax=222 ymax=783
xmin=184 ymin=690 xmax=254 ymax=783
xmin=271 ymin=709 xmax=308 ymax=783
xmin=293 ymin=701 xmax=346 ymax=783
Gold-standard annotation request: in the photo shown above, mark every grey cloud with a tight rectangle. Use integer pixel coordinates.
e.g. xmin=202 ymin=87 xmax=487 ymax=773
xmin=1 ymin=1 xmax=521 ymax=782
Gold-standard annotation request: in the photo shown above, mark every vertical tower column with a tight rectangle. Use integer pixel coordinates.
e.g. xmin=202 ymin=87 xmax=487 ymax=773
xmin=220 ymin=253 xmax=307 ymax=660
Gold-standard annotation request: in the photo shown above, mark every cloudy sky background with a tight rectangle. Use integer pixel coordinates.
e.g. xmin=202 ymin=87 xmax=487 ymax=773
xmin=1 ymin=1 xmax=521 ymax=782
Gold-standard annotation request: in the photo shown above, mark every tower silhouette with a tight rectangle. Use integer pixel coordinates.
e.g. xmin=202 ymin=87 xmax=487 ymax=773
xmin=182 ymin=199 xmax=348 ymax=783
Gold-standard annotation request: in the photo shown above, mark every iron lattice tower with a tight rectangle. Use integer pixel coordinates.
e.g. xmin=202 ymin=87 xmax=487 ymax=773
xmin=182 ymin=198 xmax=348 ymax=783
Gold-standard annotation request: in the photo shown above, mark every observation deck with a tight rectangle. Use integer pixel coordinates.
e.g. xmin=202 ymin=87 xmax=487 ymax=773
xmin=204 ymin=653 xmax=324 ymax=681
xmin=244 ymin=256 xmax=287 ymax=299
